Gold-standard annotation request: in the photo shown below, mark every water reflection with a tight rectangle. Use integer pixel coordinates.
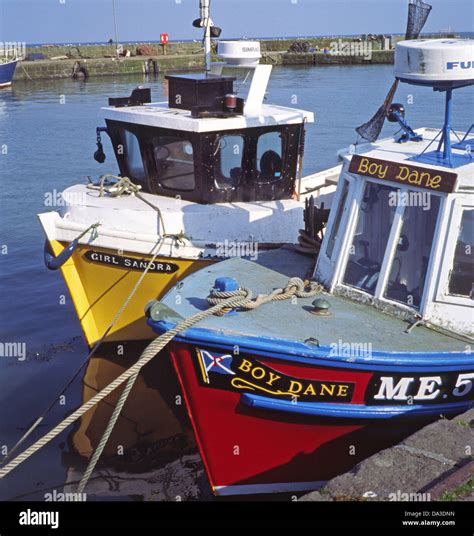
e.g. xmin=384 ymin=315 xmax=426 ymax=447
xmin=67 ymin=341 xmax=196 ymax=471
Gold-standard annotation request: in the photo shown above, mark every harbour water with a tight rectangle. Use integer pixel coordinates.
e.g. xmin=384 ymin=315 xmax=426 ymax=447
xmin=0 ymin=64 xmax=472 ymax=500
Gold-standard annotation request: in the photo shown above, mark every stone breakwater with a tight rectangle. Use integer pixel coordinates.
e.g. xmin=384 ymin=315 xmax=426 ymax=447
xmin=14 ymin=38 xmax=395 ymax=82
xmin=300 ymin=408 xmax=474 ymax=502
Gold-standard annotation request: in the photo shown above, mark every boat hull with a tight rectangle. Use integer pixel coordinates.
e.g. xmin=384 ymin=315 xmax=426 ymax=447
xmin=0 ymin=60 xmax=18 ymax=87
xmin=158 ymin=338 xmax=474 ymax=495
xmin=47 ymin=240 xmax=212 ymax=346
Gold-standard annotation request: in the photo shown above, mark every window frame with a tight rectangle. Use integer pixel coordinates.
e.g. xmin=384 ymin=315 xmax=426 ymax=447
xmin=435 ymin=197 xmax=473 ymax=306
xmin=253 ymin=129 xmax=287 ymax=184
xmin=331 ymin=176 xmax=445 ymax=313
xmin=121 ymin=129 xmax=148 ymax=185
xmin=152 ymin=135 xmax=197 ymax=192
xmin=213 ymin=134 xmax=245 ymax=190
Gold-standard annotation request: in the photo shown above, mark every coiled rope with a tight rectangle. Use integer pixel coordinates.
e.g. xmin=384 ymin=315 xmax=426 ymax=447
xmin=207 ymin=277 xmax=322 ymax=316
xmin=0 ymin=277 xmax=321 ymax=492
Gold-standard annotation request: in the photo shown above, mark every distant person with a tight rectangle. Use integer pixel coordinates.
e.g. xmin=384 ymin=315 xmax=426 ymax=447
xmin=108 ymin=38 xmax=113 ymax=45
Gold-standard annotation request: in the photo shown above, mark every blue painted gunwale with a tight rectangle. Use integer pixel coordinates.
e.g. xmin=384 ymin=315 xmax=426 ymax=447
xmin=241 ymin=393 xmax=474 ymax=419
xmin=149 ymin=318 xmax=473 ymax=373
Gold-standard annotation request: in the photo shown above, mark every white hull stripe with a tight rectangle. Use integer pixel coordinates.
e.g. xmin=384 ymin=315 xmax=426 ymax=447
xmin=213 ymin=480 xmax=326 ymax=496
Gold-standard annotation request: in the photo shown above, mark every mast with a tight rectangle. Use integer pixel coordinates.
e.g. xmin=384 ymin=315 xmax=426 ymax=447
xmin=200 ymin=0 xmax=212 ymax=73
xmin=112 ymin=0 xmax=120 ymax=60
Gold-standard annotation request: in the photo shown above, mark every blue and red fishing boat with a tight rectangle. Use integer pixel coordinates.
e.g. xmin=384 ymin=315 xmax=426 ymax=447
xmin=147 ymin=32 xmax=474 ymax=494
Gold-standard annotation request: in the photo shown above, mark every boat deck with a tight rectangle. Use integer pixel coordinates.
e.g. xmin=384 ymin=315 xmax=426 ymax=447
xmin=160 ymin=249 xmax=468 ymax=354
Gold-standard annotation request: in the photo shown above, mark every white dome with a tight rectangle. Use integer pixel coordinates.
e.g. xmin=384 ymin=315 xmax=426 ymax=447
xmin=217 ymin=41 xmax=261 ymax=66
xmin=395 ymin=39 xmax=474 ymax=87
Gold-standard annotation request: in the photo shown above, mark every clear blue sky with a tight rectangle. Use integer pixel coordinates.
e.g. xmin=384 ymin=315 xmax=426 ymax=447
xmin=0 ymin=0 xmax=472 ymax=44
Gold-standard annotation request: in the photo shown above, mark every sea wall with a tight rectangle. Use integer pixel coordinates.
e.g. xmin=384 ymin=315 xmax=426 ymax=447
xmin=13 ymin=37 xmax=395 ymax=82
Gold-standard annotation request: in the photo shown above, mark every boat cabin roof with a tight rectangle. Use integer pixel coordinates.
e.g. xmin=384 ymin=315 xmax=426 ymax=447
xmin=100 ymin=101 xmax=314 ymax=133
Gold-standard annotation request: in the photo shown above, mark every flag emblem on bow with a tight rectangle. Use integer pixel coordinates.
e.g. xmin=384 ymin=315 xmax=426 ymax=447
xmin=197 ymin=349 xmax=236 ymax=383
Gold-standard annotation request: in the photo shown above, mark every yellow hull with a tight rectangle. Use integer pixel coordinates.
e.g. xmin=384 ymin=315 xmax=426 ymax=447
xmin=49 ymin=240 xmax=213 ymax=346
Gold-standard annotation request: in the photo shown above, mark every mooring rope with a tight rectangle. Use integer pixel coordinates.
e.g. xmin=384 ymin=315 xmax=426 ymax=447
xmin=0 ymin=277 xmax=321 ymax=490
xmin=87 ymin=174 xmax=189 ymax=245
xmin=3 ymin=176 xmax=177 ymax=463
xmin=78 ymin=277 xmax=320 ymax=492
xmin=207 ymin=277 xmax=321 ymax=316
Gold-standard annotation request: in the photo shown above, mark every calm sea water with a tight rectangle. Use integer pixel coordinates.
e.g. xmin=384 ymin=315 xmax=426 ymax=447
xmin=0 ymin=65 xmax=472 ymax=500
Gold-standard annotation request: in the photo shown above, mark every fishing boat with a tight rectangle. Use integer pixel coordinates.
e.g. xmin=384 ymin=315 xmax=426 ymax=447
xmin=147 ymin=30 xmax=474 ymax=494
xmin=0 ymin=57 xmax=18 ymax=88
xmin=38 ymin=0 xmax=338 ymax=347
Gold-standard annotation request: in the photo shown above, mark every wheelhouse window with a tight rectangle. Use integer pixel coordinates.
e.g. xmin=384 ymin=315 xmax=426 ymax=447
xmin=256 ymin=131 xmax=283 ymax=183
xmin=326 ymin=179 xmax=349 ymax=259
xmin=215 ymin=135 xmax=244 ymax=189
xmin=153 ymin=136 xmax=195 ymax=191
xmin=384 ymin=195 xmax=441 ymax=308
xmin=343 ymin=182 xmax=396 ymax=295
xmin=448 ymin=209 xmax=473 ymax=298
xmin=122 ymin=130 xmax=146 ymax=183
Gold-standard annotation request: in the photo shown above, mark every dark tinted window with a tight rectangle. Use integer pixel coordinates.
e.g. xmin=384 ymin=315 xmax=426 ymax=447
xmin=122 ymin=130 xmax=146 ymax=183
xmin=256 ymin=131 xmax=283 ymax=183
xmin=153 ymin=136 xmax=195 ymax=191
xmin=215 ymin=135 xmax=244 ymax=189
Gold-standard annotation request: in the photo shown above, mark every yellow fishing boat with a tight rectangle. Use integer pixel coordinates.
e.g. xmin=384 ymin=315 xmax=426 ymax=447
xmin=38 ymin=2 xmax=339 ymax=347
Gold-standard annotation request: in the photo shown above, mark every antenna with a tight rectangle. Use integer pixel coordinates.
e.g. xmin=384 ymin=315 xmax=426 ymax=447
xmin=201 ymin=0 xmax=211 ymax=73
xmin=112 ymin=0 xmax=120 ymax=60
xmin=193 ymin=0 xmax=222 ymax=73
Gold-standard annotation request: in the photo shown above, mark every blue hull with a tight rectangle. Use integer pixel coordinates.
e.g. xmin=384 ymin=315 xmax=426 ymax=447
xmin=0 ymin=60 xmax=18 ymax=87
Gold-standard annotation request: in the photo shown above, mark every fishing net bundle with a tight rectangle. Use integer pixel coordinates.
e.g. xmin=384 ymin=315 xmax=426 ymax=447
xmin=405 ymin=0 xmax=433 ymax=40
xmin=355 ymin=0 xmax=432 ymax=143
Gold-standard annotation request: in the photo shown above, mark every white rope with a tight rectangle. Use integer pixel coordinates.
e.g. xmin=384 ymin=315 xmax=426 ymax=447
xmin=0 ymin=277 xmax=320 ymax=488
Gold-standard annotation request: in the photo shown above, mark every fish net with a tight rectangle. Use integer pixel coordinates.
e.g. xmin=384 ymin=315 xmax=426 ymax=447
xmin=405 ymin=0 xmax=433 ymax=40
xmin=355 ymin=80 xmax=399 ymax=143
xmin=355 ymin=0 xmax=432 ymax=142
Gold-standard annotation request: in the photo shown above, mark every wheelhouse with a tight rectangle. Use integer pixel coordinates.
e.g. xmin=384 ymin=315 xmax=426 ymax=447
xmin=315 ymin=134 xmax=473 ymax=335
xmin=100 ymin=72 xmax=312 ymax=204
xmin=105 ymin=120 xmax=304 ymax=204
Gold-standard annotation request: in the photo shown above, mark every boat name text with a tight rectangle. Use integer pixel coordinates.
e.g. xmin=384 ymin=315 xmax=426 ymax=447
xmin=349 ymin=154 xmax=457 ymax=193
xmin=84 ymin=250 xmax=179 ymax=274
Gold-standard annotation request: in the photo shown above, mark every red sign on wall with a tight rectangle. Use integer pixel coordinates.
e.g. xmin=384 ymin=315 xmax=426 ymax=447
xmin=160 ymin=33 xmax=169 ymax=45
